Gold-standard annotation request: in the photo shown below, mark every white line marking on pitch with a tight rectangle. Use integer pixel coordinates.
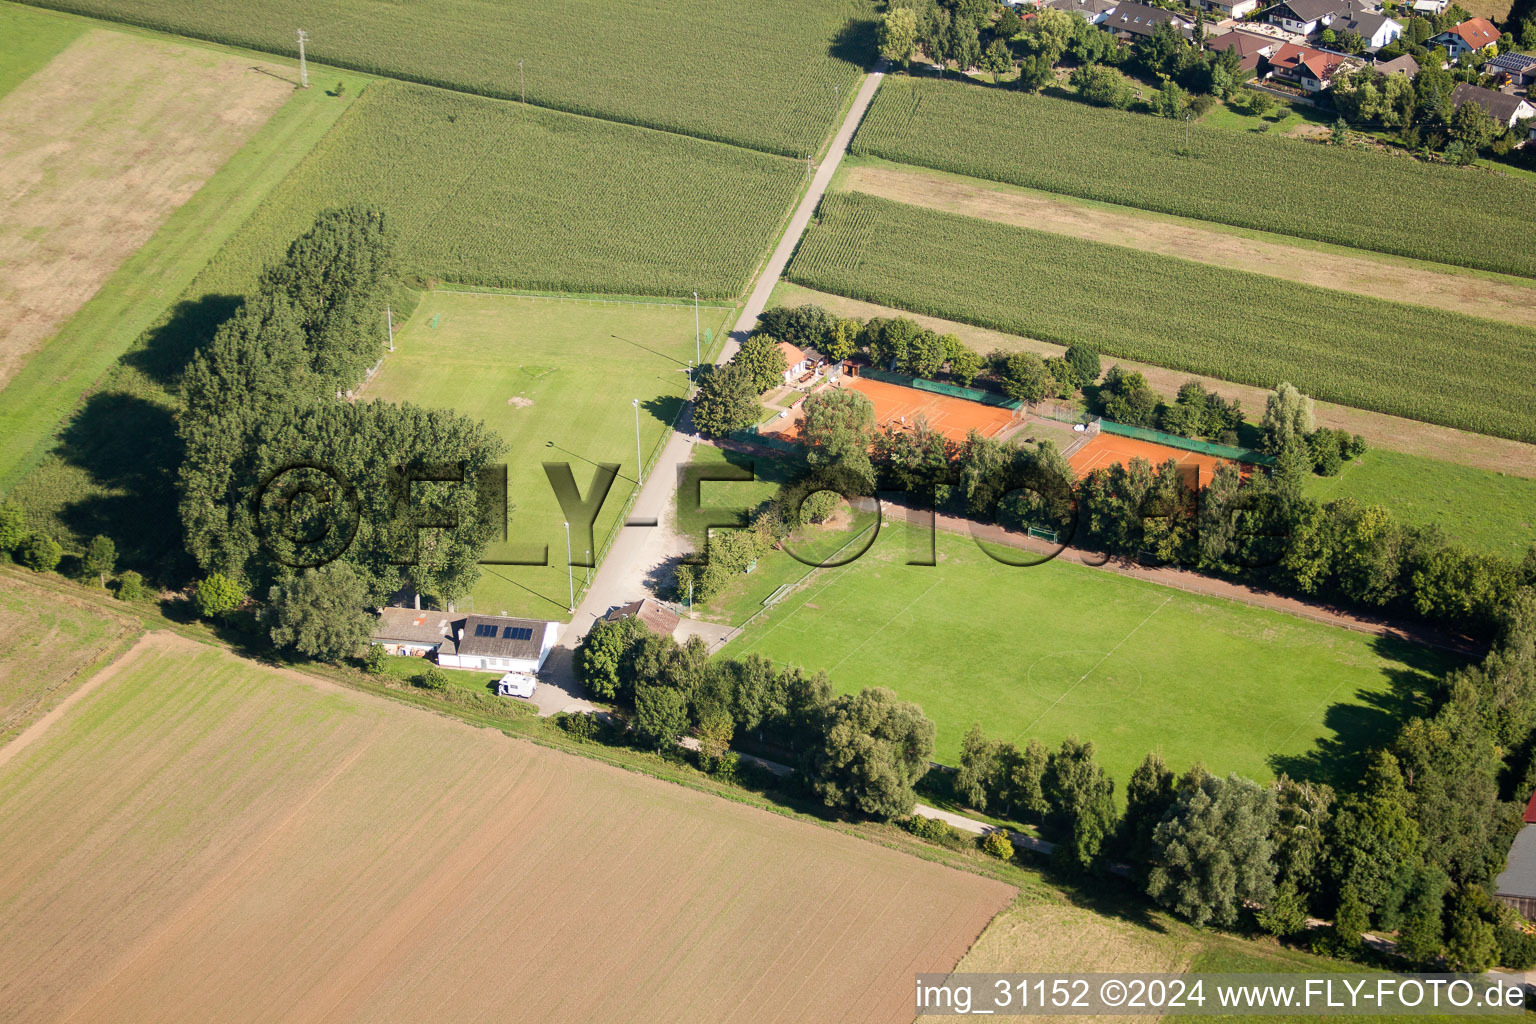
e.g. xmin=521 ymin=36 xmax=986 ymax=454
xmin=1023 ymin=594 xmax=1172 ymax=732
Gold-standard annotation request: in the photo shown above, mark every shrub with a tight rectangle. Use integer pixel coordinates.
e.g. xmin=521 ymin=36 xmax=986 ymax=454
xmin=415 ymin=667 xmax=450 ymax=691
xmin=194 ymin=572 xmax=245 ymax=620
xmin=902 ymin=814 xmax=971 ymax=850
xmin=555 ymin=710 xmax=601 ymax=742
xmin=114 ymin=570 xmax=144 ymax=601
xmin=978 ymin=830 xmax=1016 ymax=860
xmin=17 ymin=533 xmax=62 ymax=573
xmin=364 ymin=644 xmax=390 ymax=675
xmin=798 ymin=489 xmax=841 ymax=526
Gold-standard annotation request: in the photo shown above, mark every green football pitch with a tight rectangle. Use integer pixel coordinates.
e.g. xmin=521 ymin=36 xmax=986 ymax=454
xmin=364 ymin=290 xmax=731 ymax=621
xmin=725 ymin=526 xmax=1460 ymax=788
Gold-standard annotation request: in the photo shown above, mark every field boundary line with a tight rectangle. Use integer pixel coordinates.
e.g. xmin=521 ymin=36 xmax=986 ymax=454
xmin=429 ymin=287 xmax=735 ymax=310
xmin=820 ymin=573 xmax=947 ymax=678
xmin=1021 ymin=595 xmax=1170 ymax=734
xmin=711 ymin=521 xmax=878 ymax=650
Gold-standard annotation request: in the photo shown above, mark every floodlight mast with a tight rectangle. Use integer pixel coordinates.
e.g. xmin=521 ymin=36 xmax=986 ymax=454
xmin=297 ymin=29 xmax=309 ymax=89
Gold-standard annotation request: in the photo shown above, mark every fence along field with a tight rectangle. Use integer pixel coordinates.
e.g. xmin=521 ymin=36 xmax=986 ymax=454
xmin=19 ymin=0 xmax=873 ymax=157
xmin=200 ymin=82 xmax=805 ymax=300
xmin=852 ymin=76 xmax=1536 ymax=280
xmin=0 ymin=634 xmax=1013 ymax=1024
xmin=789 ymin=192 xmax=1536 ymax=443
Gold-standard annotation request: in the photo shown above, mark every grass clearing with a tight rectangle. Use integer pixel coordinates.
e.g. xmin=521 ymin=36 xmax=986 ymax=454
xmin=838 ymin=158 xmax=1536 ymax=328
xmin=363 ymin=291 xmax=732 ymax=621
xmin=0 ymin=573 xmax=138 ymax=746
xmin=788 ymin=191 xmax=1536 ymax=444
xmin=0 ymin=65 xmax=366 ymax=496
xmin=1305 ymin=449 xmax=1536 ymax=559
xmin=0 ymin=4 xmax=81 ymax=99
xmin=0 ymin=26 xmax=292 ymax=389
xmin=18 ymin=0 xmax=874 ymax=157
xmin=852 ymin=76 xmax=1536 ymax=279
xmin=201 ymin=81 xmax=807 ymax=300
xmin=0 ymin=632 xmax=1013 ymax=1023
xmin=724 ymin=529 xmax=1459 ymax=788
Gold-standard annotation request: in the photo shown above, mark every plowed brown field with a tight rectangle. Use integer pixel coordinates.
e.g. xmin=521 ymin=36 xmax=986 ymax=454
xmin=0 ymin=634 xmax=1012 ymax=1024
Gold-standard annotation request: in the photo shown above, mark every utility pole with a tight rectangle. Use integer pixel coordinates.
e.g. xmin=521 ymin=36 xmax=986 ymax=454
xmin=385 ymin=306 xmax=394 ymax=352
xmin=632 ymin=399 xmax=643 ymax=485
xmin=297 ymin=29 xmax=310 ymax=89
xmin=693 ymin=290 xmax=700 ymax=369
xmin=519 ymin=59 xmax=525 ymax=105
xmin=1184 ymin=110 xmax=1193 ymax=155
xmin=563 ymin=521 xmax=573 ymax=612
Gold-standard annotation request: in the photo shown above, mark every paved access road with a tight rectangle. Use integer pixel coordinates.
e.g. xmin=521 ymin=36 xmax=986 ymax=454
xmin=532 ymin=63 xmax=888 ymax=716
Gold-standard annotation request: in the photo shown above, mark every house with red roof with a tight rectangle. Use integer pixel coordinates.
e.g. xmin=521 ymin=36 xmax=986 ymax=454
xmin=1432 ymin=17 xmax=1501 ymax=58
xmin=1265 ymin=41 xmax=1356 ymax=92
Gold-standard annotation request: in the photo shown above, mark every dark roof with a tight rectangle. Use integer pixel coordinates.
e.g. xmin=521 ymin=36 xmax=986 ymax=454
xmin=1498 ymin=824 xmax=1536 ymax=899
xmin=372 ymin=607 xmax=456 ymax=652
xmin=1104 ymin=1 xmax=1190 ymax=36
xmin=1329 ymin=8 xmax=1398 ymax=40
xmin=1488 ymin=52 xmax=1536 ymax=74
xmin=456 ymin=614 xmax=548 ymax=660
xmin=1374 ymin=53 xmax=1419 ymax=75
xmin=605 ymin=598 xmax=681 ymax=637
xmin=1207 ymin=30 xmax=1274 ymax=57
xmin=1265 ymin=0 xmax=1342 ymax=23
xmin=1451 ymin=81 xmax=1534 ymax=124
xmin=1044 ymin=0 xmax=1120 ymax=15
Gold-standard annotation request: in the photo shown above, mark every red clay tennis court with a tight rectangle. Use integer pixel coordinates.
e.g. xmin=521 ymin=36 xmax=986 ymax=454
xmin=764 ymin=376 xmax=1019 ymax=446
xmin=1069 ymin=432 xmax=1234 ymax=488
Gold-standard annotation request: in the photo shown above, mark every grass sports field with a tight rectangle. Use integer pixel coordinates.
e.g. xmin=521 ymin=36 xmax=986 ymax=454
xmin=788 ymin=191 xmax=1536 ymax=443
xmin=1305 ymin=449 xmax=1536 ymax=560
xmin=0 ymin=633 xmax=1012 ymax=1023
xmin=725 ymin=530 xmax=1458 ymax=787
xmin=18 ymin=0 xmax=873 ymax=156
xmin=200 ymin=81 xmax=806 ymax=300
xmin=364 ymin=291 xmax=731 ymax=621
xmin=852 ymin=76 xmax=1536 ymax=279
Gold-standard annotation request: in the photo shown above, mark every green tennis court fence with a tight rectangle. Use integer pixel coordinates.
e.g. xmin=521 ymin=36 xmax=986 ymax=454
xmin=1099 ymin=420 xmax=1275 ymax=467
xmin=859 ymin=367 xmax=1022 ymax=410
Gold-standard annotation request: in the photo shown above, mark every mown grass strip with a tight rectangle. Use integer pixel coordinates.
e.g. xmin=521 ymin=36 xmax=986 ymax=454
xmin=787 ymin=191 xmax=1536 ymax=443
xmin=852 ymin=76 xmax=1536 ymax=280
xmin=17 ymin=0 xmax=874 ymax=157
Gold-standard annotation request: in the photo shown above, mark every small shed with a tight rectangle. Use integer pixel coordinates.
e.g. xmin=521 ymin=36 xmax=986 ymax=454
xmin=605 ymin=597 xmax=681 ymax=638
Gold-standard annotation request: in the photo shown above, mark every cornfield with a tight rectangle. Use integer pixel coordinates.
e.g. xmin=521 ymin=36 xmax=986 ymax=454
xmin=853 ymin=77 xmax=1536 ymax=280
xmin=22 ymin=0 xmax=873 ymax=157
xmin=790 ymin=192 xmax=1536 ymax=443
xmin=201 ymin=83 xmax=806 ymax=299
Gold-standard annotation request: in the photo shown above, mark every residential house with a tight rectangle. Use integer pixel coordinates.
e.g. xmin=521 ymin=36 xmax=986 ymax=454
xmin=1043 ymin=0 xmax=1119 ymax=23
xmin=604 ymin=597 xmax=680 ymax=638
xmin=1206 ymin=29 xmax=1279 ymax=72
xmin=1103 ymin=2 xmax=1193 ymax=42
xmin=435 ymin=614 xmax=560 ymax=674
xmin=1374 ymin=52 xmax=1419 ymax=76
xmin=1431 ymin=17 xmax=1501 ymax=58
xmin=1263 ymin=0 xmax=1345 ymax=36
xmin=1266 ymin=41 xmax=1355 ymax=91
xmin=1487 ymin=52 xmax=1536 ymax=90
xmin=1451 ymin=81 xmax=1536 ymax=128
xmin=1496 ymin=793 xmax=1536 ymax=920
xmin=1410 ymin=0 xmax=1447 ymax=13
xmin=1198 ymin=0 xmax=1262 ymax=20
xmin=1326 ymin=6 xmax=1402 ymax=49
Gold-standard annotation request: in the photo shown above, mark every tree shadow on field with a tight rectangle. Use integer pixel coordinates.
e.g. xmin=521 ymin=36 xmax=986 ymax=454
xmin=54 ymin=391 xmax=191 ymax=584
xmin=829 ymin=16 xmax=879 ymax=68
xmin=122 ymin=292 xmax=242 ymax=389
xmin=1267 ymin=635 xmax=1458 ymax=790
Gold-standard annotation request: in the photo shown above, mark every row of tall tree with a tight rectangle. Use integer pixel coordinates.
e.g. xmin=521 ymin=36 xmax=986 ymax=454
xmin=177 ymin=207 xmax=504 ymax=656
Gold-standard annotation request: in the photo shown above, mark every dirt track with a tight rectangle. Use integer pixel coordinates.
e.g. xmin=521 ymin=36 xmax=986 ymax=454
xmin=0 ymin=633 xmax=1013 ymax=1024
xmin=843 ymin=163 xmax=1536 ymax=328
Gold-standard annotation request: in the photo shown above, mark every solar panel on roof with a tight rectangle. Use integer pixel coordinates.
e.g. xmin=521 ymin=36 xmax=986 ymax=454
xmin=504 ymin=626 xmax=534 ymax=641
xmin=474 ymin=623 xmax=497 ymax=638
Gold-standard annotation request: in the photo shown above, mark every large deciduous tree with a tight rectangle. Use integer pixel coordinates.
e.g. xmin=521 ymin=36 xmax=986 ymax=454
xmin=1146 ymin=772 xmax=1279 ymax=927
xmin=807 ymin=686 xmax=935 ymax=820
xmin=264 ymin=561 xmax=374 ymax=662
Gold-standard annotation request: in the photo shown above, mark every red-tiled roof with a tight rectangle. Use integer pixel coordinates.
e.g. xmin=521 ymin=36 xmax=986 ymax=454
xmin=1445 ymin=16 xmax=1500 ymax=49
xmin=1269 ymin=41 xmax=1347 ymax=82
xmin=776 ymin=340 xmax=807 ymax=366
xmin=1524 ymin=789 xmax=1536 ymax=824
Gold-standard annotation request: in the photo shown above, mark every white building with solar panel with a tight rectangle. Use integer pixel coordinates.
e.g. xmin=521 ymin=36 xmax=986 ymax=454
xmin=370 ymin=608 xmax=559 ymax=677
